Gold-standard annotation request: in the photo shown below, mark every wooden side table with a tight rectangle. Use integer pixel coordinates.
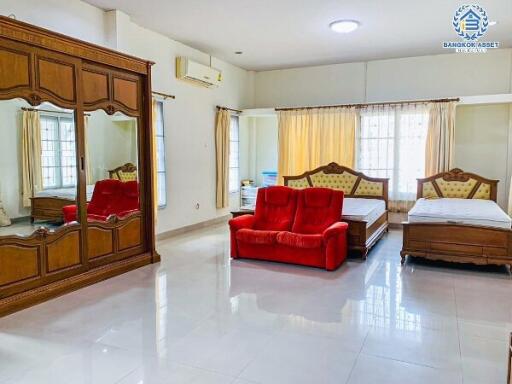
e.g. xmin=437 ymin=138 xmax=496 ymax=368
xmin=231 ymin=209 xmax=254 ymax=218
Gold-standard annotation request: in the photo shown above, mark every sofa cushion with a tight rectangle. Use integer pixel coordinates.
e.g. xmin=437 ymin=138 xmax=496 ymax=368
xmin=276 ymin=232 xmax=323 ymax=249
xmin=292 ymin=188 xmax=344 ymax=234
xmin=236 ymin=229 xmax=279 ymax=245
xmin=254 ymin=186 xmax=298 ymax=231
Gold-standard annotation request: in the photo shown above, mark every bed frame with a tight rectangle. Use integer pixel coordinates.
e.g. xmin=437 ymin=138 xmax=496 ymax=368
xmin=401 ymin=168 xmax=512 ymax=268
xmin=284 ymin=162 xmax=389 ymax=259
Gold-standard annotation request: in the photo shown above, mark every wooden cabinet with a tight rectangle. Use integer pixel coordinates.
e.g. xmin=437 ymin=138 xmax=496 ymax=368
xmin=0 ymin=16 xmax=159 ymax=317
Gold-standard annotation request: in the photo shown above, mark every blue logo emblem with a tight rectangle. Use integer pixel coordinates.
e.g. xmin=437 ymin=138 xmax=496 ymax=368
xmin=453 ymin=5 xmax=489 ymax=41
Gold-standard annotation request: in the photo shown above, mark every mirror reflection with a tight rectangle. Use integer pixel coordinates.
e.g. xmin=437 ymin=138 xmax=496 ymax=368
xmin=0 ymin=99 xmax=78 ymax=237
xmin=82 ymin=110 xmax=140 ymax=223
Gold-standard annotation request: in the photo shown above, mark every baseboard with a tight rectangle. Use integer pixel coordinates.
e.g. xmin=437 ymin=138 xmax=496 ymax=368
xmin=157 ymin=214 xmax=231 ymax=241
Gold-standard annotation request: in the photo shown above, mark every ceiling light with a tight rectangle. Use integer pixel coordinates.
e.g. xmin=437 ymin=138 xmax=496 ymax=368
xmin=235 ymin=51 xmax=243 ymax=55
xmin=489 ymin=20 xmax=497 ymax=26
xmin=329 ymin=20 xmax=360 ymax=33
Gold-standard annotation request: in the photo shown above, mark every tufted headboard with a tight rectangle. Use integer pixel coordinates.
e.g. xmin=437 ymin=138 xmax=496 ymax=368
xmin=417 ymin=168 xmax=498 ymax=202
xmin=283 ymin=162 xmax=389 ymax=208
xmin=108 ymin=163 xmax=138 ymax=182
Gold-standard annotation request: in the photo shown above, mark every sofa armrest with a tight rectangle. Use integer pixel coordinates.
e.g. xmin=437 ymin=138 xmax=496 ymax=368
xmin=323 ymin=221 xmax=349 ymax=240
xmin=229 ymin=214 xmax=256 ymax=231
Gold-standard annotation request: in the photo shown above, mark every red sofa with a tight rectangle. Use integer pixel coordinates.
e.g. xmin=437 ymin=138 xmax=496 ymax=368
xmin=63 ymin=179 xmax=139 ymax=223
xmin=229 ymin=186 xmax=348 ymax=270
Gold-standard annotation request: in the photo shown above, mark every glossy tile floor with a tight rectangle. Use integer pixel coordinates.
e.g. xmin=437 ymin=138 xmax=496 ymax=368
xmin=1 ymin=225 xmax=511 ymax=384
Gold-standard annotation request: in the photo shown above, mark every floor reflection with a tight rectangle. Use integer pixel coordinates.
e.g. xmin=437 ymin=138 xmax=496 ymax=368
xmin=0 ymin=226 xmax=510 ymax=384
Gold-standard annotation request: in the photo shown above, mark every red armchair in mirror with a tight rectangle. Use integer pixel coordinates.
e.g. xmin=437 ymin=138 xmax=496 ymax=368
xmin=229 ymin=186 xmax=348 ymax=270
xmin=63 ymin=179 xmax=139 ymax=223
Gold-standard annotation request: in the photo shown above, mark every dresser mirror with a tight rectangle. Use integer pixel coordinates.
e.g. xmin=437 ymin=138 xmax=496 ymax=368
xmin=0 ymin=99 xmax=79 ymax=238
xmin=83 ymin=109 xmax=140 ymax=223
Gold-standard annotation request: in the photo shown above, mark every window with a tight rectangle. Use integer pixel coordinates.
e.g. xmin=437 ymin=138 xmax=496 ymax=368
xmin=356 ymin=105 xmax=429 ymax=211
xmin=155 ymin=101 xmax=167 ymax=208
xmin=229 ymin=115 xmax=240 ymax=193
xmin=40 ymin=115 xmax=77 ymax=189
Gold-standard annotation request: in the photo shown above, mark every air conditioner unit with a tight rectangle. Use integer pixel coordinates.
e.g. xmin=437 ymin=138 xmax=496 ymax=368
xmin=176 ymin=57 xmax=222 ymax=88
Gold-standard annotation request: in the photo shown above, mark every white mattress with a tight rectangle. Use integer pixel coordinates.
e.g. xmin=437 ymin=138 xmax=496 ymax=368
xmin=408 ymin=198 xmax=512 ymax=229
xmin=36 ymin=185 xmax=95 ymax=201
xmin=342 ymin=198 xmax=386 ymax=227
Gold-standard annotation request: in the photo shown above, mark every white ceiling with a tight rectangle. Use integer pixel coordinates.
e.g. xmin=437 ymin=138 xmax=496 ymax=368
xmin=85 ymin=0 xmax=512 ymax=71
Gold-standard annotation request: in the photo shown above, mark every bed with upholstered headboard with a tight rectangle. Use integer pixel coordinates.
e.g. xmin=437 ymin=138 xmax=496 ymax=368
xmin=401 ymin=168 xmax=512 ymax=268
xmin=284 ymin=162 xmax=389 ymax=259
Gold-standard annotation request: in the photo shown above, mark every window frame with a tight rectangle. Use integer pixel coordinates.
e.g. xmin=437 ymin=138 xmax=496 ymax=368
xmin=40 ymin=113 xmax=77 ymax=190
xmin=229 ymin=115 xmax=240 ymax=194
xmin=356 ymin=107 xmax=429 ymax=199
xmin=155 ymin=100 xmax=167 ymax=209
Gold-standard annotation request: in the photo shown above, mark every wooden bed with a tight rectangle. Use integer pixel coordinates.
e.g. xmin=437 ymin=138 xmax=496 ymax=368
xmin=284 ymin=162 xmax=389 ymax=259
xmin=401 ymin=168 xmax=512 ymax=268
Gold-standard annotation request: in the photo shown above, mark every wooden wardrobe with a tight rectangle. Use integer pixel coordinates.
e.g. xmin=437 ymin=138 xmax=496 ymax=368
xmin=0 ymin=16 xmax=159 ymax=316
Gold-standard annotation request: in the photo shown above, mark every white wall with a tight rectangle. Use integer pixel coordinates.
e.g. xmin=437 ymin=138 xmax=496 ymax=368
xmin=87 ymin=112 xmax=138 ymax=183
xmin=1 ymin=3 xmax=255 ymax=234
xmin=254 ymin=49 xmax=512 ymax=108
xmin=454 ymin=104 xmax=511 ymax=208
xmin=108 ymin=11 xmax=255 ymax=232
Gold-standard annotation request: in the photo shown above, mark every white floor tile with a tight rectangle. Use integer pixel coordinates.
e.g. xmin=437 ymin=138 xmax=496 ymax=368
xmin=1 ymin=226 xmax=511 ymax=384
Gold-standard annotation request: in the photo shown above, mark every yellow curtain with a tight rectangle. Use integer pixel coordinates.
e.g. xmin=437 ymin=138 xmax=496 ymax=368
xmin=215 ymin=108 xmax=231 ymax=208
xmin=277 ymin=107 xmax=356 ymax=184
xmin=152 ymin=98 xmax=158 ymax=222
xmin=21 ymin=110 xmax=43 ymax=207
xmin=84 ymin=115 xmax=93 ymax=184
xmin=425 ymin=101 xmax=456 ymax=176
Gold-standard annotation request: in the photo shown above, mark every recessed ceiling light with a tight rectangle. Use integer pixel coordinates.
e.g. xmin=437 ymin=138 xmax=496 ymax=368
xmin=235 ymin=51 xmax=243 ymax=55
xmin=329 ymin=20 xmax=360 ymax=33
xmin=489 ymin=20 xmax=497 ymax=26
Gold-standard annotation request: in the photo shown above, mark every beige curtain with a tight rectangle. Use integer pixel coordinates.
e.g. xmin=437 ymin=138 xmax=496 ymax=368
xmin=425 ymin=101 xmax=457 ymax=176
xmin=84 ymin=115 xmax=93 ymax=184
xmin=21 ymin=110 xmax=43 ymax=207
xmin=277 ymin=107 xmax=356 ymax=184
xmin=215 ymin=108 xmax=231 ymax=208
xmin=152 ymin=98 xmax=159 ymax=222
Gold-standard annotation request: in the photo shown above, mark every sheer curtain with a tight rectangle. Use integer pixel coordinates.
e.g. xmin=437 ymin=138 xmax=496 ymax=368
xmin=357 ymin=103 xmax=429 ymax=212
xmin=277 ymin=107 xmax=356 ymax=183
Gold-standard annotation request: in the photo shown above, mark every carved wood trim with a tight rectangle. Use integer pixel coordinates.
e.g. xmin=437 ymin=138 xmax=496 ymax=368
xmin=0 ymin=16 xmax=153 ymax=74
xmin=108 ymin=162 xmax=137 ymax=179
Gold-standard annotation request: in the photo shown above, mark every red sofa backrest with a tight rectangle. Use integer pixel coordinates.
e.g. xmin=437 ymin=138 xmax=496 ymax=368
xmin=114 ymin=180 xmax=140 ymax=216
xmin=292 ymin=188 xmax=344 ymax=234
xmin=254 ymin=186 xmax=298 ymax=231
xmin=88 ymin=179 xmax=121 ymax=217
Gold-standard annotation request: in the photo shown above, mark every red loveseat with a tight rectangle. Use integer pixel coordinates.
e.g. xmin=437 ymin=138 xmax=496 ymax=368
xmin=229 ymin=186 xmax=348 ymax=270
xmin=63 ymin=179 xmax=139 ymax=223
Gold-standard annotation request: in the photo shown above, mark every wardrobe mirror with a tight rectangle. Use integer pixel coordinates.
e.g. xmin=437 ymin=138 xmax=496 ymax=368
xmin=84 ymin=109 xmax=140 ymax=223
xmin=0 ymin=99 xmax=79 ymax=238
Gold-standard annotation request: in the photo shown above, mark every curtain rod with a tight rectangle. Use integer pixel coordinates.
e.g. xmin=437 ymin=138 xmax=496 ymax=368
xmin=274 ymin=97 xmax=460 ymax=111
xmin=216 ymin=105 xmax=242 ymax=114
xmin=152 ymin=91 xmax=176 ymax=100
xmin=21 ymin=107 xmax=90 ymax=116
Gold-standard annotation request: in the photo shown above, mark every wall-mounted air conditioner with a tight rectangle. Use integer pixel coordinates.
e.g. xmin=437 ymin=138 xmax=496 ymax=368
xmin=176 ymin=57 xmax=222 ymax=88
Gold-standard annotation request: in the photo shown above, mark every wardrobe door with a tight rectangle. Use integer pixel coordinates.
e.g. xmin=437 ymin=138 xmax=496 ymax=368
xmin=0 ymin=98 xmax=84 ymax=298
xmin=83 ymin=109 xmax=144 ymax=267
